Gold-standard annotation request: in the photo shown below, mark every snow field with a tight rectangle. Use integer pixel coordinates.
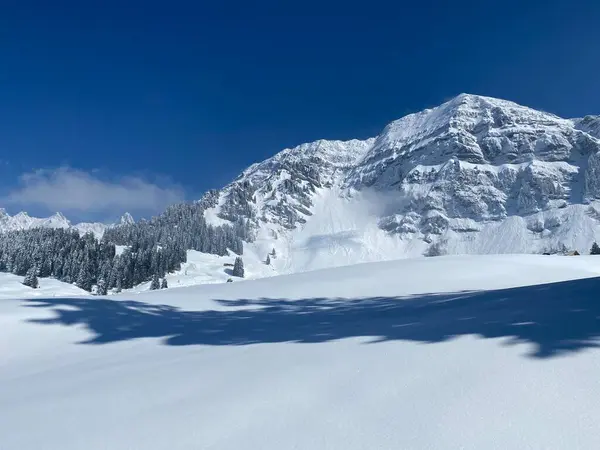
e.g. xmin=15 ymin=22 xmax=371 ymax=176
xmin=3 ymin=254 xmax=600 ymax=449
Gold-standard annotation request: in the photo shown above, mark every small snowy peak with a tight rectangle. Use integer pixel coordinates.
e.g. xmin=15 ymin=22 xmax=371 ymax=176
xmin=0 ymin=211 xmax=42 ymax=232
xmin=118 ymin=212 xmax=135 ymax=226
xmin=40 ymin=212 xmax=71 ymax=229
xmin=0 ymin=210 xmax=109 ymax=238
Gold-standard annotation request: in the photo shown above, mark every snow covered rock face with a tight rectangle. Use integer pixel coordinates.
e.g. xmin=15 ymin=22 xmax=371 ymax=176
xmin=207 ymin=94 xmax=600 ymax=258
xmin=575 ymin=115 xmax=600 ymax=138
xmin=345 ymin=94 xmax=600 ymax=235
xmin=215 ymin=139 xmax=375 ymax=230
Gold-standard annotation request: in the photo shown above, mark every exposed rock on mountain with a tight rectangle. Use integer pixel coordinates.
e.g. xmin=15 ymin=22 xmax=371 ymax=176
xmin=204 ymin=94 xmax=600 ymax=268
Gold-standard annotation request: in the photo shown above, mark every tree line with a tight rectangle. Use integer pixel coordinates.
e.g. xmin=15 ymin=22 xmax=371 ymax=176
xmin=0 ymin=201 xmax=252 ymax=293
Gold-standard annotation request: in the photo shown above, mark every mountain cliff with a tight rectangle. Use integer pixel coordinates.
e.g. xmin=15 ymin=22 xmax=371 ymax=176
xmin=205 ymin=94 xmax=600 ymax=272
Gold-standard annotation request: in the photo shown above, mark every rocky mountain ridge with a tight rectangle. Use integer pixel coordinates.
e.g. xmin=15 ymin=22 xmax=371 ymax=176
xmin=206 ymin=94 xmax=600 ymax=263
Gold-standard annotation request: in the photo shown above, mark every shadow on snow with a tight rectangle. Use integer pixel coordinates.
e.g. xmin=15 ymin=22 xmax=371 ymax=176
xmin=20 ymin=276 xmax=600 ymax=358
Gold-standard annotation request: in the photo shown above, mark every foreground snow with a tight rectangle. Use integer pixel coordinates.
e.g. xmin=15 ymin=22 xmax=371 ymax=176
xmin=3 ymin=254 xmax=600 ymax=449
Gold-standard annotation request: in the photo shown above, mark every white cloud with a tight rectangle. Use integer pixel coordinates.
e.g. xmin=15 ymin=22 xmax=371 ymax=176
xmin=3 ymin=167 xmax=185 ymax=216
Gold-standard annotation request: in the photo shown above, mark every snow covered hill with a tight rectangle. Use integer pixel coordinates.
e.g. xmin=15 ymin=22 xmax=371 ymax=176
xmin=124 ymin=249 xmax=278 ymax=293
xmin=207 ymin=94 xmax=600 ymax=274
xmin=3 ymin=254 xmax=600 ymax=449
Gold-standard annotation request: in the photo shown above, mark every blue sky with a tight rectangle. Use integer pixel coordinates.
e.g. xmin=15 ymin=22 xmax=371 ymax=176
xmin=1 ymin=0 xmax=599 ymax=222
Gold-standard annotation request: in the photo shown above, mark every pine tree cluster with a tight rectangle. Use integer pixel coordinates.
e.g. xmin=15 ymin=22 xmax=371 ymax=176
xmin=103 ymin=202 xmax=251 ymax=256
xmin=0 ymin=202 xmax=252 ymax=293
xmin=0 ymin=228 xmax=183 ymax=292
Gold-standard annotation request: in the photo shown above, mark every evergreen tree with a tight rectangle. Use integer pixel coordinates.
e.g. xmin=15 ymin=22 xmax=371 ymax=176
xmin=96 ymin=278 xmax=107 ymax=296
xmin=115 ymin=278 xmax=122 ymax=293
xmin=150 ymin=274 xmax=160 ymax=290
xmin=22 ymin=267 xmax=39 ymax=289
xmin=591 ymin=242 xmax=600 ymax=255
xmin=271 ymin=248 xmax=276 ymax=258
xmin=232 ymin=257 xmax=244 ymax=278
xmin=161 ymin=278 xmax=168 ymax=289
xmin=76 ymin=264 xmax=93 ymax=292
xmin=265 ymin=254 xmax=271 ymax=265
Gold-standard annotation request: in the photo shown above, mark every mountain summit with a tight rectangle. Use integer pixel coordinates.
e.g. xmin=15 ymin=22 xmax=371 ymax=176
xmin=204 ymin=94 xmax=600 ymax=270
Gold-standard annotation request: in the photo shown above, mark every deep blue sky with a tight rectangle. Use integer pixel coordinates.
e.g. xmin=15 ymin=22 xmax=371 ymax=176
xmin=1 ymin=0 xmax=599 ymax=221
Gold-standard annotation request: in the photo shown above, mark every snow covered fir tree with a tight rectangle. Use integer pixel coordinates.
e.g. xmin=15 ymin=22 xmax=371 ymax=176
xmin=22 ymin=267 xmax=39 ymax=289
xmin=232 ymin=257 xmax=244 ymax=278
xmin=150 ymin=274 xmax=160 ymax=290
xmin=96 ymin=278 xmax=108 ymax=295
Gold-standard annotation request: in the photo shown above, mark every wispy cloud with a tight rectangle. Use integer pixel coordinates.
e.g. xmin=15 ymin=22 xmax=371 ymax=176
xmin=3 ymin=167 xmax=185 ymax=217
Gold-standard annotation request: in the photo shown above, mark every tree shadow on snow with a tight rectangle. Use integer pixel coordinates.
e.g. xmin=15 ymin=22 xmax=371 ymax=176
xmin=20 ymin=276 xmax=600 ymax=359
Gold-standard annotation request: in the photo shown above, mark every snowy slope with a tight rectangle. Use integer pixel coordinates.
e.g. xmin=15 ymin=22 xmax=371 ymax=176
xmin=125 ymin=249 xmax=278 ymax=293
xmin=3 ymin=254 xmax=600 ymax=449
xmin=0 ymin=272 xmax=88 ymax=300
xmin=203 ymin=94 xmax=600 ymax=275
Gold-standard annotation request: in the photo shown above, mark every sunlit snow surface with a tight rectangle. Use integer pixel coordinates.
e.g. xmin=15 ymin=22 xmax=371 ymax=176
xmin=3 ymin=254 xmax=600 ymax=449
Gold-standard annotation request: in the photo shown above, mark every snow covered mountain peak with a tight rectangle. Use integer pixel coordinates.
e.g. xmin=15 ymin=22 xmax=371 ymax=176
xmin=238 ymin=138 xmax=376 ymax=182
xmin=347 ymin=93 xmax=581 ymax=188
xmin=118 ymin=212 xmax=135 ymax=226
xmin=0 ymin=210 xmax=114 ymax=238
xmin=204 ymin=94 xmax=600 ymax=269
xmin=45 ymin=212 xmax=71 ymax=227
xmin=381 ymin=93 xmax=563 ymax=143
xmin=212 ymin=138 xmax=376 ymax=228
xmin=1 ymin=210 xmax=73 ymax=231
